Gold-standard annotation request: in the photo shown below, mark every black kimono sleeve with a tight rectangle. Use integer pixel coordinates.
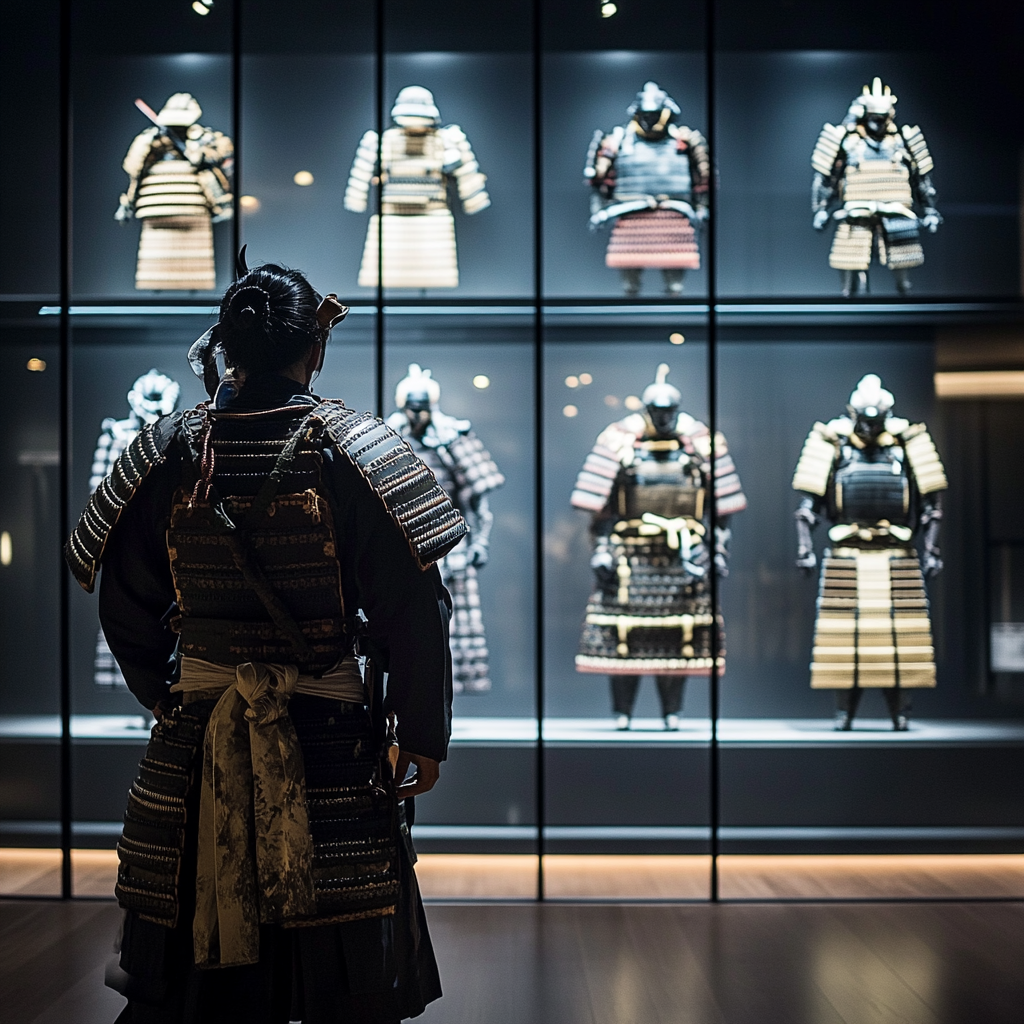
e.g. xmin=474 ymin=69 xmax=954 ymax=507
xmin=97 ymin=455 xmax=181 ymax=710
xmin=322 ymin=450 xmax=454 ymax=764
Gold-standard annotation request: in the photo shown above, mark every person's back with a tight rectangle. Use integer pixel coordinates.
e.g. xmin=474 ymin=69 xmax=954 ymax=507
xmin=66 ymin=255 xmax=463 ymax=1024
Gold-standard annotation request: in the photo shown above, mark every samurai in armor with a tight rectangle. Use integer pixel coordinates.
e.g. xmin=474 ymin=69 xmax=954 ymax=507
xmin=793 ymin=374 xmax=947 ymax=730
xmin=387 ymin=364 xmax=505 ymax=695
xmin=571 ymin=365 xmax=746 ymax=729
xmin=811 ymin=78 xmax=941 ymax=296
xmin=89 ymin=369 xmax=180 ymax=688
xmin=344 ymin=86 xmax=490 ymax=289
xmin=65 ymin=253 xmax=463 ymax=1022
xmin=585 ymin=81 xmax=710 ymax=296
xmin=116 ymin=93 xmax=234 ymax=291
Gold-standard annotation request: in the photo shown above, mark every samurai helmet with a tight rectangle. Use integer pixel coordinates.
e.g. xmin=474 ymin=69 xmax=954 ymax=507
xmin=128 ymin=369 xmax=180 ymax=424
xmin=395 ymin=363 xmax=441 ymax=409
xmin=627 ymin=81 xmax=681 ymax=118
xmin=641 ymin=363 xmax=682 ymax=409
xmin=157 ymin=92 xmax=202 ymax=127
xmin=391 ymin=86 xmax=441 ymax=126
xmin=850 ymin=77 xmax=897 ymax=120
xmin=848 ymin=373 xmax=894 ymax=419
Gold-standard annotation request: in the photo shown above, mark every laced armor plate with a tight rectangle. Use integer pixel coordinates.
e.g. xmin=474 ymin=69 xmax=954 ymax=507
xmin=619 ymin=444 xmax=705 ymax=520
xmin=833 ymin=449 xmax=910 ymax=525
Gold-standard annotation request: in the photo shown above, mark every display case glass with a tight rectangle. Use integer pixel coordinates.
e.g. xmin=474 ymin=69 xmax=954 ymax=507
xmin=3 ymin=0 xmax=1023 ymax=903
xmin=0 ymin=0 xmax=62 ymax=895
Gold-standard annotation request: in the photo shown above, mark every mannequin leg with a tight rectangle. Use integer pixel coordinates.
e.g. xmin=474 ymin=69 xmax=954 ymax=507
xmin=834 ymin=687 xmax=862 ymax=730
xmin=883 ymin=686 xmax=911 ymax=731
xmin=661 ymin=268 xmax=685 ymax=295
xmin=892 ymin=268 xmax=912 ymax=295
xmin=620 ymin=268 xmax=642 ymax=296
xmin=655 ymin=675 xmax=685 ymax=730
xmin=610 ymin=675 xmax=641 ymax=729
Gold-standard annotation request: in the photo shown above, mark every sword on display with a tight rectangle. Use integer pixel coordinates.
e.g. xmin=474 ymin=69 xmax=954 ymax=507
xmin=134 ymin=98 xmax=189 ymax=160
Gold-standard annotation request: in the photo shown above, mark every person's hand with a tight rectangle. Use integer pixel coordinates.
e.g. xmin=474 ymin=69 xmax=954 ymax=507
xmin=467 ymin=543 xmax=489 ymax=569
xmin=921 ymin=208 xmax=942 ymax=234
xmin=812 ymin=209 xmax=830 ymax=231
xmin=923 ymin=551 xmax=944 ymax=578
xmin=394 ymin=751 xmax=440 ymax=801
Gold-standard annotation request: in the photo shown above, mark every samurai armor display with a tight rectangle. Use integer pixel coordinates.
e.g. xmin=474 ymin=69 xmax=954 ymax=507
xmin=345 ymin=86 xmax=489 ymax=290
xmin=572 ymin=403 xmax=746 ymax=676
xmin=116 ymin=93 xmax=233 ymax=292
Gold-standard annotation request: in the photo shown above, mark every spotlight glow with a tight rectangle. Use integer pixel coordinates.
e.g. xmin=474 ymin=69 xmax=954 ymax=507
xmin=293 ymin=170 xmax=314 ymax=186
xmin=604 ymin=395 xmax=620 ymax=407
xmin=565 ymin=375 xmax=579 ymax=388
xmin=26 ymin=358 xmax=46 ymax=372
xmin=670 ymin=333 xmax=685 ymax=345
xmin=563 ymin=404 xmax=579 ymax=418
xmin=579 ymin=372 xmax=593 ymax=385
xmin=0 ymin=532 xmax=11 ymax=566
xmin=473 ymin=375 xmax=490 ymax=389
xmin=601 ymin=2 xmax=618 ymax=17
xmin=625 ymin=395 xmax=643 ymax=410
xmin=240 ymin=195 xmax=260 ymax=211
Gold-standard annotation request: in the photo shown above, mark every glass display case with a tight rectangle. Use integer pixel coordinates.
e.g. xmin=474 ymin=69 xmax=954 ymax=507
xmin=2 ymin=0 xmax=1023 ymax=902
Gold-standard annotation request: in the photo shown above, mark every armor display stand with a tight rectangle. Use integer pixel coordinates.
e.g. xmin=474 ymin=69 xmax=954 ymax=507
xmin=571 ymin=365 xmax=746 ymax=729
xmin=811 ymin=78 xmax=941 ymax=296
xmin=792 ymin=374 xmax=947 ymax=729
xmin=387 ymin=364 xmax=505 ymax=693
xmin=88 ymin=370 xmax=180 ymax=687
xmin=585 ymin=82 xmax=710 ymax=296
xmin=116 ymin=93 xmax=234 ymax=291
xmin=345 ymin=87 xmax=490 ymax=290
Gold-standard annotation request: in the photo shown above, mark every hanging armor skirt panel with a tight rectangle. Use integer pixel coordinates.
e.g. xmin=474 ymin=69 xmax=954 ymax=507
xmin=829 ymin=217 xmax=924 ymax=271
xmin=115 ymin=695 xmax=401 ymax=933
xmin=135 ymin=215 xmax=215 ymax=290
xmin=441 ymin=546 xmax=490 ymax=694
xmin=605 ymin=209 xmax=700 ymax=270
xmin=576 ymin=530 xmax=722 ymax=675
xmin=357 ymin=211 xmax=458 ymax=288
xmin=810 ymin=547 xmax=936 ymax=689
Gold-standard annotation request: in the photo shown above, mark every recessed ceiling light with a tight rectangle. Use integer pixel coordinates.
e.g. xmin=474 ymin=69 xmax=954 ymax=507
xmin=293 ymin=170 xmax=314 ymax=186
xmin=473 ymin=374 xmax=490 ymax=389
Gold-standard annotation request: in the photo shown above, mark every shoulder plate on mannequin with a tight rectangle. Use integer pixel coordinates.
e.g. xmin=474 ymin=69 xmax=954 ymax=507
xmin=900 ymin=124 xmax=934 ymax=176
xmin=792 ymin=421 xmax=840 ymax=496
xmin=65 ymin=413 xmax=183 ymax=593
xmin=319 ymin=404 xmax=467 ymax=569
xmin=900 ymin=422 xmax=947 ymax=494
xmin=811 ymin=123 xmax=847 ymax=176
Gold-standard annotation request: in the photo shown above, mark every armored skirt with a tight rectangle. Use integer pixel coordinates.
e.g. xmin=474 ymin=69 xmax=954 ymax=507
xmin=357 ymin=212 xmax=458 ymax=289
xmin=605 ymin=209 xmax=700 ymax=270
xmin=810 ymin=545 xmax=936 ymax=690
xmin=111 ymin=694 xmax=440 ymax=1024
xmin=440 ymin=542 xmax=491 ymax=694
xmin=576 ymin=527 xmax=722 ymax=676
xmin=134 ymin=160 xmax=216 ymax=291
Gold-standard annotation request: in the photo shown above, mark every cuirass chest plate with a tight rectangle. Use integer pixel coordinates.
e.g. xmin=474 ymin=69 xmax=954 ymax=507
xmin=620 ymin=449 xmax=705 ymax=519
xmin=834 ymin=450 xmax=909 ymax=524
xmin=615 ymin=139 xmax=691 ymax=197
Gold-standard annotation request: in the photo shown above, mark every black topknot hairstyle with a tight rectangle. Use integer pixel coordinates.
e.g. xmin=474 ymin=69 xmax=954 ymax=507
xmin=217 ymin=260 xmax=324 ymax=375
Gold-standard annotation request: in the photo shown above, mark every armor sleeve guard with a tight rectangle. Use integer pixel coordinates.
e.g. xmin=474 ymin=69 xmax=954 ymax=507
xmin=900 ymin=124 xmax=935 ymax=177
xmin=66 ymin=413 xmax=183 ymax=593
xmin=901 ymin=423 xmax=947 ymax=494
xmin=792 ymin=422 xmax=839 ymax=496
xmin=344 ymin=129 xmax=379 ymax=213
xmin=811 ymin=123 xmax=846 ymax=178
xmin=319 ymin=404 xmax=467 ymax=569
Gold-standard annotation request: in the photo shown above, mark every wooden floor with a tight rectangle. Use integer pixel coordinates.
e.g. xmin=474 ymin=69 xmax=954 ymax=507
xmin=6 ymin=850 xmax=1024 ymax=901
xmin=2 ymin=899 xmax=1024 ymax=1024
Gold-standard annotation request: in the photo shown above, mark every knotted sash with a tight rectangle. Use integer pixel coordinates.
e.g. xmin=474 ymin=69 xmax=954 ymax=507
xmin=172 ymin=656 xmax=365 ymax=968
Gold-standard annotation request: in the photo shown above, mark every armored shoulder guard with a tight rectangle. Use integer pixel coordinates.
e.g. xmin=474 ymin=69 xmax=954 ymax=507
xmin=65 ymin=413 xmax=183 ymax=593
xmin=571 ymin=418 xmax=639 ymax=512
xmin=792 ymin=421 xmax=839 ymax=496
xmin=901 ymin=423 xmax=947 ymax=494
xmin=319 ymin=404 xmax=466 ymax=570
xmin=900 ymin=124 xmax=934 ymax=176
xmin=811 ymin=123 xmax=847 ymax=177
